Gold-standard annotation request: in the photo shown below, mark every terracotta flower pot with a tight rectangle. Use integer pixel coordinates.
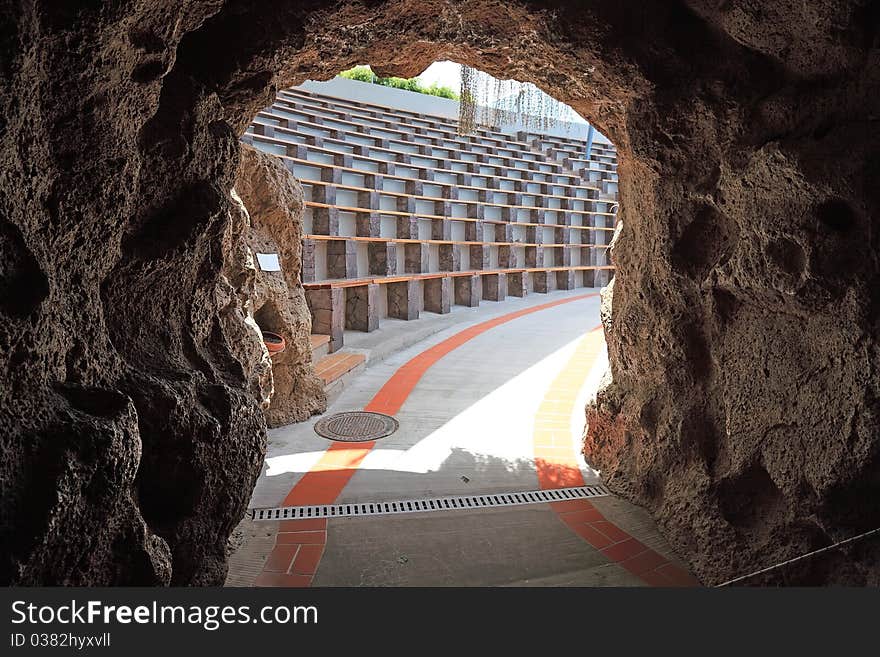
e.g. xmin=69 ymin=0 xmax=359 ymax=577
xmin=262 ymin=331 xmax=286 ymax=355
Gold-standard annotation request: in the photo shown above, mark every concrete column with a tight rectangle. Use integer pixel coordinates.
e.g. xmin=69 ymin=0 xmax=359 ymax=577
xmin=397 ymin=195 xmax=415 ymax=213
xmin=454 ymin=275 xmax=481 ymax=308
xmin=559 ymin=245 xmax=572 ymax=267
xmin=356 ymin=212 xmax=381 ymax=238
xmin=508 ymin=271 xmax=528 ymax=297
xmin=312 ymin=184 xmax=336 ymax=205
xmin=432 ymin=219 xmax=452 ymax=241
xmin=533 ymin=270 xmax=550 ymax=294
xmin=397 ymin=216 xmax=419 ymax=240
xmin=368 ymin=242 xmax=397 ymax=276
xmin=301 ymin=238 xmax=317 ymax=283
xmin=290 ymin=143 xmax=309 ymax=159
xmin=306 ymin=287 xmax=344 ymax=352
xmin=404 ymin=243 xmax=429 ymax=274
xmin=469 ymin=244 xmax=489 ymax=270
xmin=363 ymin=173 xmax=384 ymax=190
xmin=439 ymin=244 xmax=461 ymax=272
xmin=483 ymin=273 xmax=508 ymax=301
xmin=320 ymin=164 xmax=342 ymax=184
xmin=424 ymin=277 xmax=451 ymax=314
xmin=595 ymin=268 xmax=612 ymax=287
xmin=525 ymin=246 xmax=544 ymax=268
xmin=556 ymin=269 xmax=575 ymax=290
xmin=583 ymin=269 xmax=596 ymax=288
xmin=465 ymin=221 xmax=483 ymax=242
xmin=358 ymin=190 xmax=379 ymax=210
xmin=525 ymin=225 xmax=542 ymax=245
xmin=345 ymin=283 xmax=379 ymax=332
xmin=253 ymin=124 xmax=274 ymax=138
xmin=326 ymin=240 xmax=357 ymax=279
xmin=311 ymin=206 xmax=339 ymax=235
xmin=498 ymin=245 xmax=517 ymax=269
xmin=387 ymin=280 xmax=420 ymax=320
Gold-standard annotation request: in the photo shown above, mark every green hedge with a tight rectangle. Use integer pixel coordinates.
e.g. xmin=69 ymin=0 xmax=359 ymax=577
xmin=338 ymin=66 xmax=459 ymax=100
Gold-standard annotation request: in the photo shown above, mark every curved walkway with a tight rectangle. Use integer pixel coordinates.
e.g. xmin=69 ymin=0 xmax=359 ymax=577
xmin=227 ymin=289 xmax=696 ymax=587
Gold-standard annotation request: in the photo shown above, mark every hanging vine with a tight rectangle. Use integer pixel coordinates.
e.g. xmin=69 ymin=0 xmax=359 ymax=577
xmin=458 ymin=65 xmax=580 ymax=136
xmin=459 ymin=65 xmax=478 ymax=135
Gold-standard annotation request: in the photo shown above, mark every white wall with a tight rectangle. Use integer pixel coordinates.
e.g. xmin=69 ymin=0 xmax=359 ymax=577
xmin=299 ymin=78 xmax=459 ymax=118
xmin=296 ymin=77 xmax=613 ymax=145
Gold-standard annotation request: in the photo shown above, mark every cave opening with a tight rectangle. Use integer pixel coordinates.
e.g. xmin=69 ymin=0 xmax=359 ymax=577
xmin=228 ymin=59 xmax=626 ymax=586
xmin=241 ymin=59 xmax=619 ymax=335
xmin=3 ymin=0 xmax=878 ymax=588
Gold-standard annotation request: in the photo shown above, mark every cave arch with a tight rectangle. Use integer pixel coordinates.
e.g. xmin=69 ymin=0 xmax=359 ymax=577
xmin=2 ymin=1 xmax=878 ymax=586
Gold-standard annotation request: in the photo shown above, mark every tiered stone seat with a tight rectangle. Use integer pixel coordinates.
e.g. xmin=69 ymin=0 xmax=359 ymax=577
xmin=242 ymin=85 xmax=618 ymax=352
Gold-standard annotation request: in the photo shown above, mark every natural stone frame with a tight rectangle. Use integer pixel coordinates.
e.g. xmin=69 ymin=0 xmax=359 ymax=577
xmin=1 ymin=0 xmax=877 ymax=585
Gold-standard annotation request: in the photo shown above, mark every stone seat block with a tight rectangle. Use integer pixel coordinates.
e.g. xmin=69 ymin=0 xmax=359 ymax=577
xmin=424 ymin=277 xmax=452 ymax=314
xmin=386 ymin=279 xmax=419 ymax=320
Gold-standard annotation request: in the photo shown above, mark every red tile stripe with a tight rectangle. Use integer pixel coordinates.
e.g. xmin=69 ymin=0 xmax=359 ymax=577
xmin=534 ymin=328 xmax=700 ymax=587
xmin=255 ymin=293 xmax=599 ymax=587
xmin=255 ymin=519 xmax=327 ymax=588
xmin=363 ymin=293 xmax=600 ymax=416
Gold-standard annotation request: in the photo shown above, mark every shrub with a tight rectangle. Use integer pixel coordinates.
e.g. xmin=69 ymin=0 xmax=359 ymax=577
xmin=337 ymin=66 xmax=459 ymax=100
xmin=338 ymin=65 xmax=376 ymax=84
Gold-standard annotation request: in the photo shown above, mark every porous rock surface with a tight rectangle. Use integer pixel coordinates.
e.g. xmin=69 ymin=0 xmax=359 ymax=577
xmin=0 ymin=0 xmax=877 ymax=585
xmin=222 ymin=188 xmax=275 ymax=410
xmin=235 ymin=144 xmax=326 ymax=427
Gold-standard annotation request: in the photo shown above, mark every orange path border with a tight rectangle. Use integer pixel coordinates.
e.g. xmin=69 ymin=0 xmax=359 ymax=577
xmin=533 ymin=327 xmax=699 ymax=587
xmin=282 ymin=293 xmax=599 ymax=508
xmin=257 ymin=293 xmax=597 ymax=587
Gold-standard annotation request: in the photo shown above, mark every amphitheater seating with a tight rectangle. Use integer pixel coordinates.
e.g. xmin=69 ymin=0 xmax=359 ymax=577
xmin=243 ymin=84 xmax=618 ymax=355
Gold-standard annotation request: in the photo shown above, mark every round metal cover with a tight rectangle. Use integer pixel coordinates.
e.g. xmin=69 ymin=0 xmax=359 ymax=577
xmin=314 ymin=411 xmax=399 ymax=443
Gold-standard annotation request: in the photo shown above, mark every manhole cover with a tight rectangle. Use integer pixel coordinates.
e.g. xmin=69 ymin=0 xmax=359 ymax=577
xmin=314 ymin=411 xmax=399 ymax=443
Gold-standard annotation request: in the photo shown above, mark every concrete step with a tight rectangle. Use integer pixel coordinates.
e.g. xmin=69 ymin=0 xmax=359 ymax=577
xmin=310 ymin=334 xmax=331 ymax=362
xmin=313 ymin=349 xmax=366 ymax=404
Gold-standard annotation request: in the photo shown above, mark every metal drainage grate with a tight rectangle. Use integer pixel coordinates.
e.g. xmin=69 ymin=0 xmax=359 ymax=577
xmin=250 ymin=484 xmax=611 ymax=521
xmin=314 ymin=411 xmax=399 ymax=443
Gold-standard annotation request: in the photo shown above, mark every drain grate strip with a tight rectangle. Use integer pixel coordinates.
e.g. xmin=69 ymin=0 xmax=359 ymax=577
xmin=250 ymin=485 xmax=611 ymax=521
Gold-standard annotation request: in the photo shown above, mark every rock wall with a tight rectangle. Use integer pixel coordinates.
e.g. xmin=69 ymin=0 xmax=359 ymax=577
xmin=221 ymin=188 xmax=275 ymax=410
xmin=0 ymin=2 xmax=270 ymax=585
xmin=235 ymin=145 xmax=326 ymax=427
xmin=583 ymin=2 xmax=880 ymax=585
xmin=1 ymin=0 xmax=877 ymax=584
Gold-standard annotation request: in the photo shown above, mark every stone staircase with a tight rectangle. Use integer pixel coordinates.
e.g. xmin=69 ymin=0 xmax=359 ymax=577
xmin=310 ymin=334 xmax=365 ymax=403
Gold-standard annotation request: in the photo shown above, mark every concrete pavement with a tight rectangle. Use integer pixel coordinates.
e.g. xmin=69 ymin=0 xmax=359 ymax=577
xmin=226 ymin=288 xmax=697 ymax=587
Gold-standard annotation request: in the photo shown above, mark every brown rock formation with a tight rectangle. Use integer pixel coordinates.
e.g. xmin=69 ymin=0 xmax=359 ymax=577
xmin=1 ymin=0 xmax=877 ymax=585
xmin=220 ymin=188 xmax=275 ymax=409
xmin=235 ymin=144 xmax=326 ymax=427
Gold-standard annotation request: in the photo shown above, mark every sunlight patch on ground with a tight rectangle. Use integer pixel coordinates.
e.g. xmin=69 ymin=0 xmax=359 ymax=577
xmin=263 ymin=330 xmax=606 ymax=480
